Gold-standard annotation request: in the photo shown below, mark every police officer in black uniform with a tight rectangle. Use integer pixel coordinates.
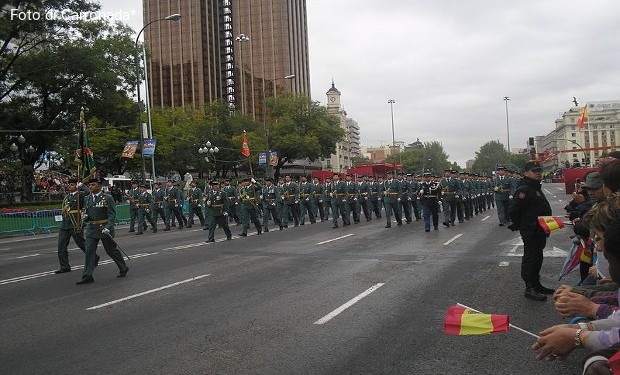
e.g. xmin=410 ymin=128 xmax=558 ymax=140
xmin=508 ymin=162 xmax=554 ymax=301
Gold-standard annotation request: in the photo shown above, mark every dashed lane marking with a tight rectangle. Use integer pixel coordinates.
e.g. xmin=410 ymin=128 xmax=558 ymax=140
xmin=314 ymin=283 xmax=385 ymax=325
xmin=481 ymin=216 xmax=490 ymax=221
xmin=86 ymin=274 xmax=211 ymax=310
xmin=443 ymin=234 xmax=463 ymax=245
xmin=316 ymin=234 xmax=354 ymax=245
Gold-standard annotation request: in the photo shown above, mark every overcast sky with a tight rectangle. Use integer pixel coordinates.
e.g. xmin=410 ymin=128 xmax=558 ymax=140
xmin=100 ymin=0 xmax=620 ymax=166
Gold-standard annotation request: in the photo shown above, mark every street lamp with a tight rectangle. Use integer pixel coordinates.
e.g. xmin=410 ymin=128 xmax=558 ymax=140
xmin=198 ymin=141 xmax=220 ymax=180
xmin=557 ymin=138 xmax=588 ymax=167
xmin=8 ymin=134 xmax=35 ymax=202
xmin=235 ymin=34 xmax=250 ymax=116
xmin=503 ymin=96 xmax=511 ymax=154
xmin=135 ymin=13 xmax=181 ymax=184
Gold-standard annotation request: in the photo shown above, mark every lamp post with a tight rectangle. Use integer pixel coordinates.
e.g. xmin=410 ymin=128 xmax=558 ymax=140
xmin=388 ymin=99 xmax=397 ymax=171
xmin=135 ymin=13 xmax=181 ymax=184
xmin=263 ymin=74 xmax=295 ymax=178
xmin=198 ymin=141 xmax=220 ymax=180
xmin=8 ymin=134 xmax=35 ymax=202
xmin=503 ymin=96 xmax=511 ymax=154
xmin=557 ymin=138 xmax=588 ymax=168
xmin=235 ymin=34 xmax=250 ymax=116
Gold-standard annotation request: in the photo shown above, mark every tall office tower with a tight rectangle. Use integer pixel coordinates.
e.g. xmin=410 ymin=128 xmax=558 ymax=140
xmin=143 ymin=0 xmax=310 ymax=119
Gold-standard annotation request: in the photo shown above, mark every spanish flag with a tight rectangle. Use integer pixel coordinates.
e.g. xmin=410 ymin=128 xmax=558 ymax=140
xmin=443 ymin=305 xmax=510 ymax=335
xmin=577 ymin=105 xmax=588 ymax=130
xmin=537 ymin=216 xmax=565 ymax=235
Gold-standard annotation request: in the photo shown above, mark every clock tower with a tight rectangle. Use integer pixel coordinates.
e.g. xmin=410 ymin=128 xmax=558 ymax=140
xmin=326 ymin=80 xmax=341 ymax=109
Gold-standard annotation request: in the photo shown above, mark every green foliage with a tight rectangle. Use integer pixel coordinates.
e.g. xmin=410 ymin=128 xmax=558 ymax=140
xmin=393 ymin=141 xmax=453 ymax=174
xmin=471 ymin=140 xmax=511 ymax=175
xmin=351 ymin=154 xmax=370 ymax=166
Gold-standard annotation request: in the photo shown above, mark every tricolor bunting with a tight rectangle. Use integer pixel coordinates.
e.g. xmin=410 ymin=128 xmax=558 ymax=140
xmin=443 ymin=305 xmax=510 ymax=335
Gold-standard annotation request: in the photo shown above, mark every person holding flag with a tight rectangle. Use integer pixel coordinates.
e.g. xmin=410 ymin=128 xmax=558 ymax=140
xmin=508 ymin=162 xmax=554 ymax=301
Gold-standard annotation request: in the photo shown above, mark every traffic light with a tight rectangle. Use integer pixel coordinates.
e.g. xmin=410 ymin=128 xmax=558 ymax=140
xmin=528 ymin=137 xmax=535 ymax=146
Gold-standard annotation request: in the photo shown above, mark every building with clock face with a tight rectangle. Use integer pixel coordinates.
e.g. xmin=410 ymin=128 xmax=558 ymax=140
xmin=322 ymin=81 xmax=361 ymax=173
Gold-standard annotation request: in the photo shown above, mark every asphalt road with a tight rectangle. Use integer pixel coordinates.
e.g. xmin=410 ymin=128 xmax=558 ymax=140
xmin=0 ymin=183 xmax=588 ymax=374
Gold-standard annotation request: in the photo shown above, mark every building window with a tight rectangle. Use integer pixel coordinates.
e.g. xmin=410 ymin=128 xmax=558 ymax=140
xmin=571 ymin=133 xmax=576 ymax=137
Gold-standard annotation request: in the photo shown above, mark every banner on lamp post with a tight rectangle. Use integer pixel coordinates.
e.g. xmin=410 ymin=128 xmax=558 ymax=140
xmin=121 ymin=141 xmax=139 ymax=159
xmin=258 ymin=152 xmax=267 ymax=165
xmin=142 ymin=138 xmax=157 ymax=157
xmin=269 ymin=151 xmax=279 ymax=166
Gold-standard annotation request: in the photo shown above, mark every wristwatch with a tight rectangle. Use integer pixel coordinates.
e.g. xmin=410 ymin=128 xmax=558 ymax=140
xmin=578 ymin=322 xmax=589 ymax=331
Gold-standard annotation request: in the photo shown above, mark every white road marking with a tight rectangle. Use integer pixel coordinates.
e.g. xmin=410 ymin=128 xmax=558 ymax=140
xmin=499 ymin=261 xmax=510 ymax=267
xmin=316 ymin=234 xmax=354 ymax=245
xmin=12 ymin=253 xmax=41 ymax=259
xmin=163 ymin=243 xmax=206 ymax=251
xmin=86 ymin=274 xmax=211 ymax=310
xmin=0 ymin=252 xmax=157 ymax=286
xmin=443 ymin=234 xmax=463 ymax=245
xmin=314 ymin=283 xmax=384 ymax=325
xmin=544 ymin=189 xmax=553 ymax=195
xmin=481 ymin=216 xmax=490 ymax=221
xmin=558 ymin=199 xmax=563 ymax=202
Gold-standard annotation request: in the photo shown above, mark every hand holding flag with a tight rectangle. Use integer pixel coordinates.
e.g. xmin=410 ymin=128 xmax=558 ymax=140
xmin=538 ymin=216 xmax=565 ymax=235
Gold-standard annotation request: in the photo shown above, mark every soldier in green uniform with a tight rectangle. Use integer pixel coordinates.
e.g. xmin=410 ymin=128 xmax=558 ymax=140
xmin=281 ymin=175 xmax=300 ymax=227
xmin=222 ymin=179 xmax=240 ymax=225
xmin=238 ymin=178 xmax=262 ymax=236
xmin=322 ymin=176 xmax=332 ymax=221
xmin=397 ymin=173 xmax=412 ymax=223
xmin=312 ymin=177 xmax=325 ymax=222
xmin=369 ymin=175 xmax=383 ymax=219
xmin=494 ymin=166 xmax=512 ymax=226
xmin=383 ymin=171 xmax=403 ymax=228
xmin=205 ymin=181 xmax=232 ymax=242
xmin=358 ymin=175 xmax=372 ymax=222
xmin=261 ymin=178 xmax=284 ymax=231
xmin=410 ymin=174 xmax=422 ymax=221
xmin=77 ymin=177 xmax=128 ymax=285
xmin=151 ymin=182 xmax=168 ymax=230
xmin=419 ymin=172 xmax=442 ymax=231
xmin=127 ymin=180 xmax=141 ymax=232
xmin=136 ymin=184 xmax=157 ymax=234
xmin=54 ymin=177 xmax=89 ymax=274
xmin=186 ymin=180 xmax=205 ymax=228
xmin=345 ymin=174 xmax=360 ymax=224
xmin=299 ymin=176 xmax=316 ymax=225
xmin=440 ymin=169 xmax=460 ymax=227
xmin=330 ymin=173 xmax=350 ymax=228
xmin=165 ymin=179 xmax=185 ymax=230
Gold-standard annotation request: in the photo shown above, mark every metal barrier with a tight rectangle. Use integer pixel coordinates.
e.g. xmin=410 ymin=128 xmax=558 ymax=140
xmin=35 ymin=209 xmax=63 ymax=234
xmin=0 ymin=211 xmax=36 ymax=235
xmin=116 ymin=203 xmax=130 ymax=224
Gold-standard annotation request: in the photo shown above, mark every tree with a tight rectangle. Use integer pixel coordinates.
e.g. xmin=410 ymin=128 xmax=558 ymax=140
xmin=350 ymin=154 xmax=370 ymax=166
xmin=266 ymin=94 xmax=344 ymax=180
xmin=471 ymin=140 xmax=512 ymax=176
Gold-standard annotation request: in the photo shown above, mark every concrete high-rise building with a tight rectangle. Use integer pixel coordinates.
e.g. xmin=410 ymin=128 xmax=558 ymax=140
xmin=143 ymin=0 xmax=310 ymax=117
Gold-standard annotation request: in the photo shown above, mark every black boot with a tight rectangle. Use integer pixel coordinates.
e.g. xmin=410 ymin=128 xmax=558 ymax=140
xmin=524 ymin=286 xmax=547 ymax=301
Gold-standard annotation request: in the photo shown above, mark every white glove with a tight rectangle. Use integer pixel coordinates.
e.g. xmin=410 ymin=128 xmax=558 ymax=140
xmin=342 ymin=199 xmax=347 ymax=203
xmin=397 ymin=198 xmax=401 ymax=202
xmin=206 ymin=200 xmax=211 ymax=206
xmin=259 ymin=195 xmax=264 ymax=200
xmin=251 ymin=178 xmax=257 ymax=184
xmin=408 ymin=197 xmax=412 ymax=201
xmin=101 ymin=227 xmax=110 ymax=235
xmin=378 ymin=197 xmax=382 ymax=201
xmin=319 ymin=199 xmax=323 ymax=203
xmin=224 ymin=212 xmax=229 ymax=216
xmin=294 ymin=200 xmax=299 ymax=204
xmin=281 ymin=195 xmax=286 ymax=200
xmin=353 ymin=198 xmax=358 ymax=201
xmin=509 ymin=195 xmax=513 ymax=199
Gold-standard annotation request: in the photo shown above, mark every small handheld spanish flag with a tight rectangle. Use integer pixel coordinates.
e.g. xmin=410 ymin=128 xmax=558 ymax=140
xmin=537 ymin=216 xmax=565 ymax=235
xmin=443 ymin=305 xmax=510 ymax=335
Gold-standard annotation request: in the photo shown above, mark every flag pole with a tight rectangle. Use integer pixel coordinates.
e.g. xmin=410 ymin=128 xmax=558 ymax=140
xmin=456 ymin=303 xmax=540 ymax=339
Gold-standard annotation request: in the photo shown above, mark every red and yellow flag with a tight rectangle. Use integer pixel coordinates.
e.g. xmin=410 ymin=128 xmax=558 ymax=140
xmin=443 ymin=305 xmax=510 ymax=335
xmin=241 ymin=131 xmax=250 ymax=157
xmin=537 ymin=216 xmax=565 ymax=235
xmin=577 ymin=106 xmax=588 ymax=130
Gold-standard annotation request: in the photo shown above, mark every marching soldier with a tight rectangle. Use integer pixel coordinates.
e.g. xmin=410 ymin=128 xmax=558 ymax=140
xmin=136 ymin=184 xmax=157 ymax=234
xmin=494 ymin=166 xmax=512 ymax=226
xmin=261 ymin=178 xmax=284 ymax=231
xmin=186 ymin=180 xmax=205 ymax=228
xmin=459 ymin=172 xmax=472 ymax=220
xmin=330 ymin=173 xmax=350 ymax=228
xmin=238 ymin=178 xmax=262 ymax=236
xmin=322 ymin=176 xmax=332 ymax=221
xmin=281 ymin=175 xmax=300 ymax=228
xmin=383 ymin=171 xmax=403 ymax=228
xmin=419 ymin=172 xmax=442 ymax=232
xmin=127 ymin=180 xmax=141 ymax=232
xmin=205 ymin=181 xmax=232 ymax=242
xmin=222 ymin=179 xmax=240 ymax=225
xmin=369 ymin=175 xmax=384 ymax=219
xmin=151 ymin=182 xmax=168 ymax=230
xmin=299 ymin=176 xmax=316 ymax=225
xmin=358 ymin=175 xmax=372 ymax=222
xmin=312 ymin=177 xmax=326 ymax=222
xmin=345 ymin=174 xmax=360 ymax=224
xmin=440 ymin=169 xmax=460 ymax=227
xmin=165 ymin=180 xmax=185 ymax=230
xmin=397 ymin=173 xmax=412 ymax=223
xmin=54 ymin=177 xmax=88 ymax=274
xmin=77 ymin=176 xmax=128 ymax=285
xmin=410 ymin=174 xmax=422 ymax=221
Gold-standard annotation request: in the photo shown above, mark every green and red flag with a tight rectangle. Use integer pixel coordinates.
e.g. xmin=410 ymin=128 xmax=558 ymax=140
xmin=537 ymin=216 xmax=565 ymax=235
xmin=75 ymin=107 xmax=96 ymax=182
xmin=443 ymin=305 xmax=510 ymax=335
xmin=241 ymin=131 xmax=250 ymax=157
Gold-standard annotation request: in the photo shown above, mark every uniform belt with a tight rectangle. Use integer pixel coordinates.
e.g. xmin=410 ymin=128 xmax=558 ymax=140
xmin=65 ymin=210 xmax=80 ymax=214
xmin=211 ymin=204 xmax=223 ymax=208
xmin=241 ymin=197 xmax=256 ymax=201
xmin=167 ymin=199 xmax=177 ymax=202
xmin=387 ymin=192 xmax=399 ymax=195
xmin=138 ymin=203 xmax=150 ymax=207
xmin=443 ymin=192 xmax=455 ymax=195
xmin=154 ymin=201 xmax=163 ymax=204
xmin=335 ymin=193 xmax=347 ymax=196
xmin=423 ymin=195 xmax=437 ymax=198
xmin=90 ymin=219 xmax=108 ymax=224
